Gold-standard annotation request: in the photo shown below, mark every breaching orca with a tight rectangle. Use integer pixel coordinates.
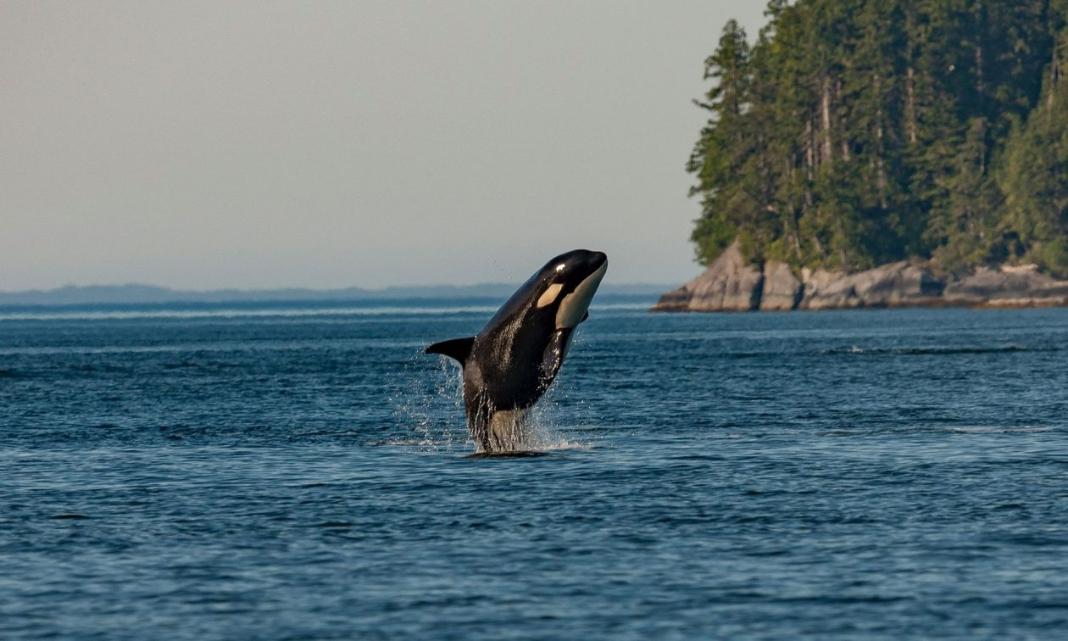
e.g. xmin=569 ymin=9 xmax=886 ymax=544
xmin=426 ymin=249 xmax=607 ymax=453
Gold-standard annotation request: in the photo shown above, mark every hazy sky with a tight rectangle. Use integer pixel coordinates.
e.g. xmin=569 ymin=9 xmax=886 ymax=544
xmin=2 ymin=1 xmax=767 ymax=291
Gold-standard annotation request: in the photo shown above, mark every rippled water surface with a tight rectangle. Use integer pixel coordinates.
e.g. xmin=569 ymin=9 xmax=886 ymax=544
xmin=3 ymin=300 xmax=1067 ymax=640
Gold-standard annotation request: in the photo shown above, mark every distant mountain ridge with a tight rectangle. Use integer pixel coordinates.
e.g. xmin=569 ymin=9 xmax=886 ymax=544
xmin=0 ymin=283 xmax=669 ymax=307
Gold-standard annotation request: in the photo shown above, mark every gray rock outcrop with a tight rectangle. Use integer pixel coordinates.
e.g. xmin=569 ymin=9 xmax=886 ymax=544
xmin=652 ymin=286 xmax=692 ymax=312
xmin=653 ymin=241 xmax=763 ymax=312
xmin=799 ymin=261 xmax=943 ymax=309
xmin=653 ymin=240 xmax=1068 ymax=312
xmin=760 ymin=261 xmax=803 ymax=311
xmin=944 ymin=265 xmax=1068 ymax=306
xmin=798 ymin=268 xmax=856 ymax=309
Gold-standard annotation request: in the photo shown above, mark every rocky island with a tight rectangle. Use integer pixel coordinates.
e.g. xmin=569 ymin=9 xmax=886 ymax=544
xmin=670 ymin=3 xmax=1068 ymax=313
xmin=655 ymin=242 xmax=1068 ymax=312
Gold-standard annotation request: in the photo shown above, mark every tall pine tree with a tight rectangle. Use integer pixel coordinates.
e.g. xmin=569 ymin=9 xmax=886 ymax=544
xmin=687 ymin=0 xmax=1068 ymax=275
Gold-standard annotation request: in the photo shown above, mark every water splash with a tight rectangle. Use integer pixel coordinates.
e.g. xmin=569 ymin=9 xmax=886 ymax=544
xmin=517 ymin=382 xmax=593 ymax=453
xmin=394 ymin=350 xmax=593 ymax=455
xmin=390 ymin=351 xmax=468 ymax=452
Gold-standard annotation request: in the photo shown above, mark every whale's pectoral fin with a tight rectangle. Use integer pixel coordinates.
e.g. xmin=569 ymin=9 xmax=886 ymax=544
xmin=539 ymin=328 xmax=573 ymax=384
xmin=426 ymin=336 xmax=475 ymax=365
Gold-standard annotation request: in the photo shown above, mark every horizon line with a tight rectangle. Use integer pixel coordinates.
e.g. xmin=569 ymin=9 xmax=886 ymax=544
xmin=0 ymin=280 xmax=676 ymax=296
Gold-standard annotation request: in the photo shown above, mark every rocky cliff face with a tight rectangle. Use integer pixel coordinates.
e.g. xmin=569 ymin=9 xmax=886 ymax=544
xmin=655 ymin=242 xmax=763 ymax=312
xmin=943 ymin=265 xmax=1068 ymax=307
xmin=654 ymin=247 xmax=1068 ymax=312
xmin=798 ymin=262 xmax=944 ymax=310
xmin=759 ymin=261 xmax=802 ymax=311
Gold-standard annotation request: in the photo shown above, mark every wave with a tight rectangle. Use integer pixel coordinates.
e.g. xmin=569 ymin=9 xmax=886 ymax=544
xmin=712 ymin=344 xmax=1060 ymax=360
xmin=826 ymin=345 xmax=1062 ymax=356
xmin=944 ymin=425 xmax=1053 ymax=434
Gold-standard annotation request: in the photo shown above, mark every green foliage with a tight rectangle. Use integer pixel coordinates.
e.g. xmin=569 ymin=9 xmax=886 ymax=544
xmin=688 ymin=0 xmax=1067 ymax=275
xmin=997 ymin=26 xmax=1068 ymax=276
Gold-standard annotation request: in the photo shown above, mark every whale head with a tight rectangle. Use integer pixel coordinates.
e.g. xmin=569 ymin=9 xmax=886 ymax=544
xmin=526 ymin=249 xmax=608 ymax=329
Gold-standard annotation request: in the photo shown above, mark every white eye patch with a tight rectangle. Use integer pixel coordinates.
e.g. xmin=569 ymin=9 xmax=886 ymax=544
xmin=536 ymin=283 xmax=563 ymax=308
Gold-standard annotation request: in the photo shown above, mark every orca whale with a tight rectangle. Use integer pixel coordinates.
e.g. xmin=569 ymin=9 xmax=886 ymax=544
xmin=426 ymin=249 xmax=607 ymax=453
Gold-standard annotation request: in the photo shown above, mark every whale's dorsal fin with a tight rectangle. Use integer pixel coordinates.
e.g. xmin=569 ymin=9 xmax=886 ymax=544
xmin=425 ymin=336 xmax=475 ymax=365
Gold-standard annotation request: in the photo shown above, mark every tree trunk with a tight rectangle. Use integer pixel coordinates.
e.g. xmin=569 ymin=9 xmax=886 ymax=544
xmin=874 ymin=72 xmax=888 ymax=209
xmin=837 ymin=78 xmax=850 ymax=160
xmin=804 ymin=118 xmax=814 ymax=175
xmin=906 ymin=66 xmax=918 ymax=144
xmin=821 ymin=75 xmax=834 ymax=165
xmin=1050 ymin=37 xmax=1060 ymax=116
xmin=904 ymin=5 xmax=919 ymax=146
xmin=973 ymin=1 xmax=984 ymax=101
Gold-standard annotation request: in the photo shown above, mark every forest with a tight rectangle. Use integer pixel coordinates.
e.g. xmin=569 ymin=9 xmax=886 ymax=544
xmin=688 ymin=0 xmax=1068 ymax=276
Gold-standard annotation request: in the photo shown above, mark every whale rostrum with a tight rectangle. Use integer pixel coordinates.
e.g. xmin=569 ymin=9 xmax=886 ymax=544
xmin=426 ymin=249 xmax=607 ymax=453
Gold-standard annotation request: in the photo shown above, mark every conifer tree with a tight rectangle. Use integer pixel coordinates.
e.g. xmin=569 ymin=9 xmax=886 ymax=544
xmin=687 ymin=0 xmax=1068 ymax=275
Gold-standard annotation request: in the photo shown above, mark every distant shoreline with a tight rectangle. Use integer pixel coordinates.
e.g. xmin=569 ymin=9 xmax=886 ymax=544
xmin=0 ymin=283 xmax=667 ymax=308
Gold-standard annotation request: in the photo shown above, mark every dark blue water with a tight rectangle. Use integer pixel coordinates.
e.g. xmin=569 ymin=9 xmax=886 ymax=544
xmin=3 ymin=300 xmax=1067 ymax=640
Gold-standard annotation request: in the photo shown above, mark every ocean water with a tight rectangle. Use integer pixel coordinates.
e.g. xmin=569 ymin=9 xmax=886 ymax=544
xmin=2 ymin=299 xmax=1067 ymax=640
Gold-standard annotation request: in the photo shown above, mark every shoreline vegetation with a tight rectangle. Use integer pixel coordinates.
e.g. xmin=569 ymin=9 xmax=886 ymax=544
xmin=664 ymin=0 xmax=1068 ymax=312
